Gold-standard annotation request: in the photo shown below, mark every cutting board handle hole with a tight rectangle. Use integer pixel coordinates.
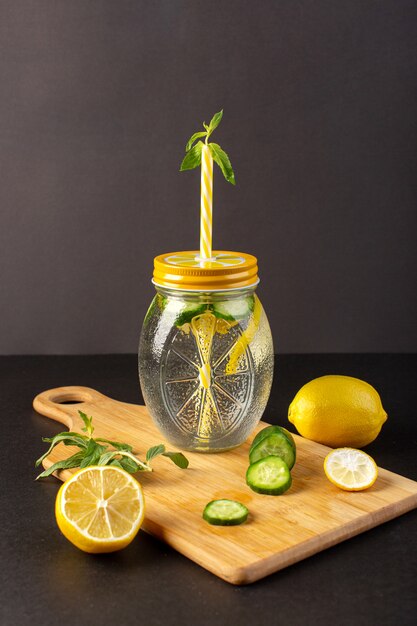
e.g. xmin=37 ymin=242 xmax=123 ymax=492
xmin=49 ymin=390 xmax=93 ymax=405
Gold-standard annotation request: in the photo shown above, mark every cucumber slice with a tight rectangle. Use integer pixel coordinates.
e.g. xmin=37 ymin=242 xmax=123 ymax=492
xmin=280 ymin=427 xmax=295 ymax=449
xmin=175 ymin=303 xmax=208 ymax=326
xmin=251 ymin=425 xmax=296 ymax=452
xmin=212 ymin=296 xmax=255 ymax=321
xmin=246 ymin=456 xmax=292 ymax=495
xmin=249 ymin=432 xmax=296 ymax=469
xmin=163 ymin=300 xmax=208 ymax=327
xmin=203 ymin=499 xmax=249 ymax=526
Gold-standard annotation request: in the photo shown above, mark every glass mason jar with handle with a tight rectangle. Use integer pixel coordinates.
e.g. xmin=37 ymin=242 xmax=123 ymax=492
xmin=138 ymin=251 xmax=274 ymax=452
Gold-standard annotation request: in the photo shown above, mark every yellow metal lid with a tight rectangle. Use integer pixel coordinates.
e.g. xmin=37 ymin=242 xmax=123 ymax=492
xmin=153 ymin=251 xmax=259 ymax=292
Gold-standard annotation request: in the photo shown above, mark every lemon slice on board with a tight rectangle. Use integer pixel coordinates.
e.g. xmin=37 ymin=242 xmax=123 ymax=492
xmin=324 ymin=448 xmax=378 ymax=491
xmin=55 ymin=466 xmax=145 ymax=553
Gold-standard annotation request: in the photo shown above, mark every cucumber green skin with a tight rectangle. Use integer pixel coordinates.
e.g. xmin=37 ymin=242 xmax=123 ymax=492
xmin=246 ymin=457 xmax=292 ymax=495
xmin=175 ymin=304 xmax=209 ymax=326
xmin=145 ymin=297 xmax=211 ymax=328
xmin=212 ymin=296 xmax=255 ymax=321
xmin=251 ymin=425 xmax=296 ymax=452
xmin=249 ymin=433 xmax=296 ymax=469
xmin=202 ymin=500 xmax=249 ymax=526
xmin=280 ymin=427 xmax=296 ymax=449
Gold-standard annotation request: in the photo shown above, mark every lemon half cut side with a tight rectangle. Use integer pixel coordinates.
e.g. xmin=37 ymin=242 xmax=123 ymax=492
xmin=55 ymin=466 xmax=145 ymax=553
xmin=324 ymin=448 xmax=378 ymax=491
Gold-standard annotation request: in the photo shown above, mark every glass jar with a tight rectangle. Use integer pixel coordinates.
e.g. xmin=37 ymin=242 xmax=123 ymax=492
xmin=138 ymin=251 xmax=274 ymax=452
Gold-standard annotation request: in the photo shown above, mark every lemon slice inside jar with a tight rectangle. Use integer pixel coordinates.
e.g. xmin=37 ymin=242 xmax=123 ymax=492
xmin=163 ymin=311 xmax=254 ymax=441
xmin=225 ymin=296 xmax=262 ymax=375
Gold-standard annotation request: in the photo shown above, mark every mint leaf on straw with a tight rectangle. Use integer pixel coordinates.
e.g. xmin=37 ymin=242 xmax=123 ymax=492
xmin=209 ymin=143 xmax=235 ymax=185
xmin=180 ymin=109 xmax=235 ymax=184
xmin=180 ymin=141 xmax=204 ymax=171
xmin=186 ymin=131 xmax=207 ymax=152
xmin=207 ymin=109 xmax=223 ymax=134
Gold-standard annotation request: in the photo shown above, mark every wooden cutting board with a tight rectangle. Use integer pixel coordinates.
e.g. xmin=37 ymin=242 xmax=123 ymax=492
xmin=33 ymin=386 xmax=417 ymax=585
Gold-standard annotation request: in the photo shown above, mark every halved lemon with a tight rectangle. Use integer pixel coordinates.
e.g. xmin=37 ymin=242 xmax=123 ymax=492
xmin=55 ymin=466 xmax=145 ymax=553
xmin=324 ymin=448 xmax=378 ymax=491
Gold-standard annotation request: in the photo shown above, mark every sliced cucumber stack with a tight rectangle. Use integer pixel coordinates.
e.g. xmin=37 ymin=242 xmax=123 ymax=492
xmin=246 ymin=425 xmax=297 ymax=496
xmin=249 ymin=431 xmax=296 ymax=469
xmin=212 ymin=296 xmax=254 ymax=321
xmin=251 ymin=425 xmax=296 ymax=451
xmin=203 ymin=499 xmax=249 ymax=526
xmin=163 ymin=299 xmax=209 ymax=327
xmin=246 ymin=456 xmax=292 ymax=495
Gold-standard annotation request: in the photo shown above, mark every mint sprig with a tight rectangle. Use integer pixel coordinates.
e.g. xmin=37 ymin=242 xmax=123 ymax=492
xmin=180 ymin=109 xmax=236 ymax=185
xmin=35 ymin=411 xmax=189 ymax=479
xmin=79 ymin=410 xmax=94 ymax=436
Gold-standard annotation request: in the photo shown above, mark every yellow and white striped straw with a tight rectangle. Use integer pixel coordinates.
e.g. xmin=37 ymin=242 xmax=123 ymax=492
xmin=200 ymin=144 xmax=213 ymax=261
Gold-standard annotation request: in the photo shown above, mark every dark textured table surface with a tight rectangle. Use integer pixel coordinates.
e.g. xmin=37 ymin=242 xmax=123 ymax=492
xmin=0 ymin=354 xmax=416 ymax=626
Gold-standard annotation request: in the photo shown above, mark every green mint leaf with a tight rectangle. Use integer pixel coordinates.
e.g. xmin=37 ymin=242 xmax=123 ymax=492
xmin=146 ymin=444 xmax=166 ymax=462
xmin=185 ymin=131 xmax=207 ymax=152
xmin=203 ymin=122 xmax=210 ymax=131
xmin=208 ymin=109 xmax=223 ymax=134
xmin=117 ymin=456 xmax=141 ymax=473
xmin=97 ymin=451 xmax=120 ymax=466
xmin=78 ymin=411 xmax=94 ymax=436
xmin=35 ymin=412 xmax=154 ymax=478
xmin=79 ymin=439 xmax=107 ymax=468
xmin=94 ymin=438 xmax=133 ymax=452
xmin=35 ymin=432 xmax=88 ymax=467
xmin=162 ymin=451 xmax=189 ymax=469
xmin=108 ymin=459 xmax=124 ymax=469
xmin=35 ymin=452 xmax=85 ymax=480
xmin=41 ymin=432 xmax=88 ymax=444
xmin=209 ymin=143 xmax=236 ymax=185
xmin=180 ymin=141 xmax=203 ymax=171
xmin=97 ymin=450 xmax=150 ymax=472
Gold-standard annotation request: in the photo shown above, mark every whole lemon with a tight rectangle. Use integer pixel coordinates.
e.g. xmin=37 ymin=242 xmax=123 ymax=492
xmin=288 ymin=375 xmax=387 ymax=448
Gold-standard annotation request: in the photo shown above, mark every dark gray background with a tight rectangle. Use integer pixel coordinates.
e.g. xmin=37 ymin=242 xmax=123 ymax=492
xmin=1 ymin=0 xmax=416 ymax=355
